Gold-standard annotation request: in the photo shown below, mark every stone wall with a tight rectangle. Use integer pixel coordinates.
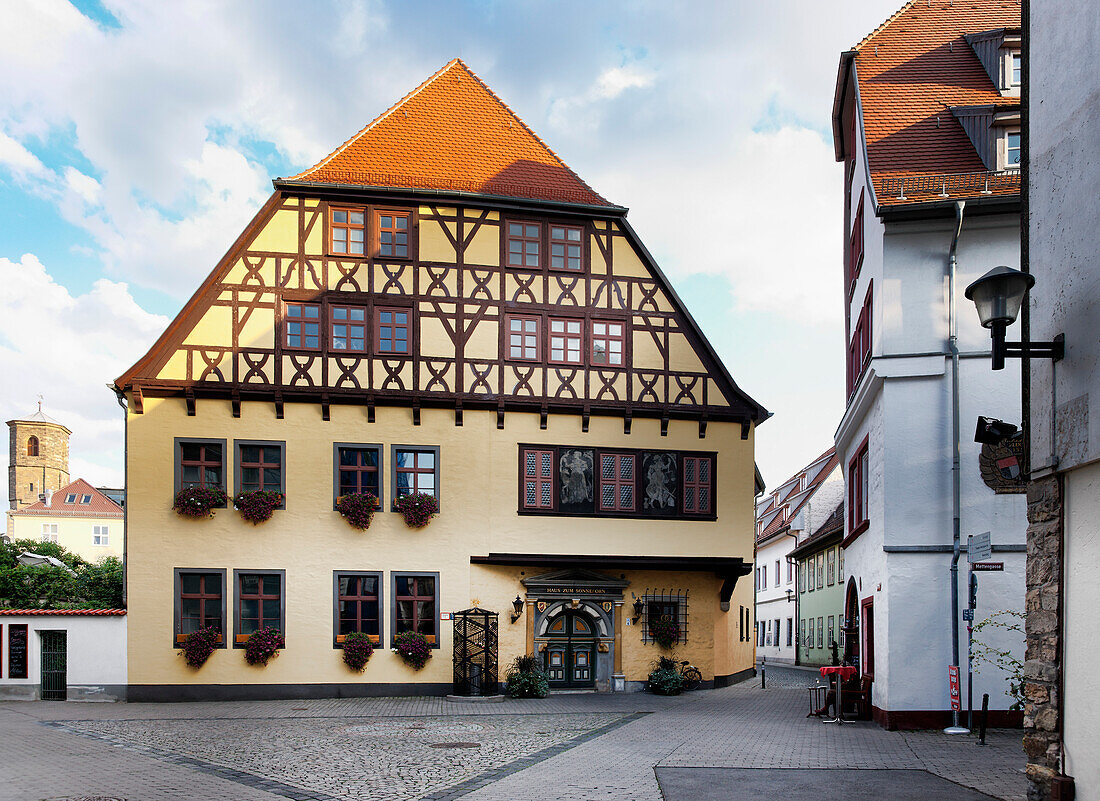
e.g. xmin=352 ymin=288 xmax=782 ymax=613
xmin=7 ymin=421 xmax=70 ymax=512
xmin=1022 ymin=474 xmax=1063 ymax=801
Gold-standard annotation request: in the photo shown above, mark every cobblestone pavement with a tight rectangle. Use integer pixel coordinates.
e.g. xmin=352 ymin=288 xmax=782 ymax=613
xmin=0 ymin=676 xmax=1027 ymax=801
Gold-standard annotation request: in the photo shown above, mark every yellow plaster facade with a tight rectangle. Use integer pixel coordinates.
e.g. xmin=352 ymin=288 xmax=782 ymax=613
xmin=10 ymin=512 xmax=122 ymax=563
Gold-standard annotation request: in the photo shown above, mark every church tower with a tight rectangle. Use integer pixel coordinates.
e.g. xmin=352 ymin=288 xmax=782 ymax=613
xmin=7 ymin=402 xmax=70 ymax=513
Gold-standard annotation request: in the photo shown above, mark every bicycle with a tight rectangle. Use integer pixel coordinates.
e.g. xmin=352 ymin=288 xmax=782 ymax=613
xmin=678 ymin=660 xmax=703 ymax=691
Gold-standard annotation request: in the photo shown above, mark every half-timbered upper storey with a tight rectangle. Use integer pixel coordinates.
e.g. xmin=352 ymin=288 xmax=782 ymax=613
xmin=115 ymin=60 xmax=766 ymax=431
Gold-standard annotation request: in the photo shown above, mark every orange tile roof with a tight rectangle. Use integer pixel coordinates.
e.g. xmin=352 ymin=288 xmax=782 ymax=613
xmin=755 ymin=447 xmax=838 ymax=544
xmin=12 ymin=478 xmax=123 ymax=518
xmin=851 ymin=0 xmax=1020 ymax=206
xmin=0 ymin=609 xmax=126 ymax=616
xmin=284 ymin=59 xmax=614 ymax=208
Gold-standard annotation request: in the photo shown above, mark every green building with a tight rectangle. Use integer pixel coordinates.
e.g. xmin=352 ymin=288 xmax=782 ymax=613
xmin=791 ymin=503 xmax=845 ymax=667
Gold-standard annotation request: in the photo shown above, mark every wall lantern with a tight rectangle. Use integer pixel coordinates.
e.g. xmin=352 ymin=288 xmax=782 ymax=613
xmin=632 ymin=597 xmax=644 ymax=622
xmin=510 ymin=595 xmax=524 ymax=624
xmin=785 ymin=589 xmax=794 ymax=603
xmin=964 ymin=265 xmax=1064 ymax=370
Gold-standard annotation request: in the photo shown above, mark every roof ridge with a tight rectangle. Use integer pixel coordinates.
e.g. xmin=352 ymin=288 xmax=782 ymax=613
xmin=288 ymin=59 xmax=462 ymax=182
xmin=854 ymin=0 xmax=917 ymax=50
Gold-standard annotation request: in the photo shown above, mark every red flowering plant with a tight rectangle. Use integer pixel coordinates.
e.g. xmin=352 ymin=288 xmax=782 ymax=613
xmin=392 ymin=630 xmax=432 ymax=669
xmin=180 ymin=626 xmax=220 ymax=668
xmin=392 ymin=492 xmax=439 ymax=528
xmin=335 ymin=492 xmax=380 ymax=530
xmin=341 ymin=631 xmax=375 ymax=672
xmin=234 ymin=490 xmax=284 ymax=524
xmin=244 ymin=626 xmax=284 ymax=666
xmin=649 ymin=618 xmax=681 ymax=650
xmin=173 ymin=487 xmax=228 ymax=519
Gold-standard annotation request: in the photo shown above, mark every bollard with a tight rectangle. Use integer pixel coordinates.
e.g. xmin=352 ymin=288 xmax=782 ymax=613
xmin=978 ymin=693 xmax=989 ymax=745
xmin=761 ymin=667 xmax=766 ymax=690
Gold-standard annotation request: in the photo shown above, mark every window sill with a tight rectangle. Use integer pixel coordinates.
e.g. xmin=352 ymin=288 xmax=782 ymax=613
xmin=843 ymin=520 xmax=870 ymax=547
xmin=392 ymin=634 xmax=438 ymax=649
xmin=336 ymin=634 xmax=381 ymax=645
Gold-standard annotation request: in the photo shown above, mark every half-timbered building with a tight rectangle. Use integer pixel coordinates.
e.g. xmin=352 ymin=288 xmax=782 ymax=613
xmin=115 ymin=59 xmax=767 ymax=700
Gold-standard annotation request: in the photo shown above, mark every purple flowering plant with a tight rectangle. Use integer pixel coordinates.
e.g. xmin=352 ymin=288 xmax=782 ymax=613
xmin=341 ymin=631 xmax=375 ymax=671
xmin=649 ymin=618 xmax=681 ymax=650
xmin=392 ymin=492 xmax=439 ymax=528
xmin=392 ymin=630 xmax=432 ymax=669
xmin=234 ymin=490 xmax=284 ymax=524
xmin=180 ymin=626 xmax=220 ymax=668
xmin=173 ymin=487 xmax=228 ymax=519
xmin=244 ymin=626 xmax=284 ymax=666
xmin=335 ymin=492 xmax=379 ymax=530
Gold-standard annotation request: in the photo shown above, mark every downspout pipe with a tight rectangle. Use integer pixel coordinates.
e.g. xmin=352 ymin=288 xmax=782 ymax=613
xmin=112 ymin=386 xmax=128 ymax=608
xmin=947 ymin=200 xmax=967 ymax=733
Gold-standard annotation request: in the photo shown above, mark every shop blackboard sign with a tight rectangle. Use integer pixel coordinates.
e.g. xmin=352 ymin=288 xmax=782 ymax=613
xmin=8 ymin=624 xmax=28 ymax=679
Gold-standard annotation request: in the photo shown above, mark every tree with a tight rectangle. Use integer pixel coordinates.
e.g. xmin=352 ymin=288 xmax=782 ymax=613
xmin=0 ymin=540 xmax=123 ymax=609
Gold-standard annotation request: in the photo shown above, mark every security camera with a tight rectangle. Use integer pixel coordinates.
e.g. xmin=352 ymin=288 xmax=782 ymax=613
xmin=974 ymin=416 xmax=1018 ymax=445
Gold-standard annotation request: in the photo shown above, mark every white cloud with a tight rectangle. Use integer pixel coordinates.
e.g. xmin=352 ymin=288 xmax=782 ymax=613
xmin=547 ymin=61 xmax=658 ymax=134
xmin=0 ymin=253 xmax=168 ymax=486
xmin=0 ymin=130 xmax=49 ymax=178
xmin=593 ymin=65 xmax=657 ymax=100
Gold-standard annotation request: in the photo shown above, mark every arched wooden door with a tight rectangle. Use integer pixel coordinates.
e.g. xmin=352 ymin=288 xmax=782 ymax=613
xmin=844 ymin=578 xmax=860 ymax=668
xmin=543 ymin=610 xmax=596 ymax=688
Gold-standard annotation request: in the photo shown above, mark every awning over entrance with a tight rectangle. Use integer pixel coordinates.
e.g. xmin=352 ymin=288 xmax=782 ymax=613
xmin=470 ymin=553 xmax=751 ymax=610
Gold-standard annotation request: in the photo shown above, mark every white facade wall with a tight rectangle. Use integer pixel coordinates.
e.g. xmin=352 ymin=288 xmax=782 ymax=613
xmin=837 ymin=98 xmax=1026 ymax=718
xmin=0 ymin=614 xmax=127 ymax=701
xmin=755 ymin=534 xmax=797 ymax=663
xmin=1030 ymin=2 xmax=1100 ymax=794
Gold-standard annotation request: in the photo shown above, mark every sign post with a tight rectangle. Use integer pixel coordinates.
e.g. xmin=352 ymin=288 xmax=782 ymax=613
xmin=963 ymin=532 xmax=993 ymax=732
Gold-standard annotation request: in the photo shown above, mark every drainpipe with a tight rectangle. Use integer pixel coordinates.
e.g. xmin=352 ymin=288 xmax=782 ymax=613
xmin=112 ymin=386 xmax=128 ymax=608
xmin=946 ymin=200 xmax=967 ymax=733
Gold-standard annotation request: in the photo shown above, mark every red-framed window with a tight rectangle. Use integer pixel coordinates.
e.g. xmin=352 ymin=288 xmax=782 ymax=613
xmin=330 ymin=208 xmax=365 ymax=256
xmin=238 ymin=573 xmax=281 ymax=638
xmin=375 ymin=307 xmax=410 ymax=355
xmin=506 ymin=221 xmax=540 ymax=268
xmin=522 ymin=448 xmax=555 ymax=510
xmin=847 ymin=282 xmax=872 ymax=395
xmin=337 ymin=574 xmax=379 ymax=639
xmin=549 ymin=225 xmax=583 ymax=271
xmin=285 ymin=302 xmax=321 ymax=350
xmin=394 ymin=574 xmax=437 ymax=639
xmin=548 ymin=317 xmax=583 ymax=365
xmin=506 ymin=314 xmax=540 ymax=361
xmin=337 ymin=446 xmax=379 ymax=498
xmin=330 ymin=305 xmax=367 ymax=352
xmin=376 ymin=211 xmax=410 ymax=258
xmin=861 ymin=596 xmax=875 ymax=680
xmin=848 ymin=192 xmax=864 ymax=296
xmin=598 ymin=452 xmax=635 ymax=511
xmin=395 ymin=449 xmax=436 ymax=498
xmin=239 ymin=444 xmax=282 ymax=494
xmin=26 ymin=436 xmax=38 ymax=457
xmin=848 ymin=438 xmax=869 ymax=537
xmin=180 ymin=442 xmax=223 ymax=490
xmin=683 ymin=455 xmax=713 ymax=514
xmin=591 ymin=320 xmax=625 ymax=366
xmin=179 ymin=573 xmax=223 ymax=639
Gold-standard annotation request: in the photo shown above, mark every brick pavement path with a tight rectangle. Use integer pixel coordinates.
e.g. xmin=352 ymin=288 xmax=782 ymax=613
xmin=0 ymin=677 xmax=1026 ymax=801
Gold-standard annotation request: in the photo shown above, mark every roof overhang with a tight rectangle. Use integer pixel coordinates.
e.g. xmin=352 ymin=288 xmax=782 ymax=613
xmin=272 ymin=179 xmax=628 ymax=217
xmin=831 ymin=51 xmax=858 ymax=162
xmin=788 ymin=528 xmax=843 ymax=559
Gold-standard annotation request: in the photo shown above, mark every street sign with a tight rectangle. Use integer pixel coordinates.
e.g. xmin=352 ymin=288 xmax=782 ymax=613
xmin=948 ymin=665 xmax=961 ymax=711
xmin=963 ymin=609 xmax=974 ymax=621
xmin=972 ymin=562 xmax=1004 ymax=572
xmin=968 ymin=531 xmax=992 ymax=563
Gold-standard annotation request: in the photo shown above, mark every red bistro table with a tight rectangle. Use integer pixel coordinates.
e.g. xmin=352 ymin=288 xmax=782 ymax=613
xmin=819 ymin=665 xmax=857 ymax=725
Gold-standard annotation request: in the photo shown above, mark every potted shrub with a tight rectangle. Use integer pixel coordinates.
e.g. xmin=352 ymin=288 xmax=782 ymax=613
xmin=234 ymin=490 xmax=284 ymax=524
xmin=335 ymin=492 xmax=379 ymax=531
xmin=243 ymin=626 xmax=284 ymax=666
xmin=647 ymin=655 xmax=684 ymax=695
xmin=392 ymin=630 xmax=432 ymax=669
xmin=173 ymin=487 xmax=228 ymax=519
xmin=180 ymin=626 xmax=220 ymax=668
xmin=341 ymin=631 xmax=375 ymax=672
xmin=392 ymin=492 xmax=439 ymax=528
xmin=504 ymin=654 xmax=549 ymax=698
xmin=649 ymin=617 xmax=681 ymax=650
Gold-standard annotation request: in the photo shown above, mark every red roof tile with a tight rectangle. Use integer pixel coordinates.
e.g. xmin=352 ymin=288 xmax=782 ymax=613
xmin=12 ymin=478 xmax=123 ymax=518
xmin=756 ymin=447 xmax=838 ymax=543
xmin=850 ymin=0 xmax=1020 ymax=206
xmin=284 ymin=59 xmax=613 ymax=208
xmin=0 ymin=609 xmax=126 ymax=616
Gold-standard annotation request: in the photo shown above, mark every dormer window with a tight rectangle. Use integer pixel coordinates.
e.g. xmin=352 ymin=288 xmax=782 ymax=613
xmin=1009 ymin=52 xmax=1021 ymax=87
xmin=1006 ymin=131 xmax=1021 ymax=168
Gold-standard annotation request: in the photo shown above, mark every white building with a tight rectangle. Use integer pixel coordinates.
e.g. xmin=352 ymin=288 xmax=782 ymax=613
xmin=754 ymin=449 xmax=841 ymax=665
xmin=830 ymin=0 xmax=1026 ymax=729
xmin=1023 ymin=2 xmax=1100 ymax=798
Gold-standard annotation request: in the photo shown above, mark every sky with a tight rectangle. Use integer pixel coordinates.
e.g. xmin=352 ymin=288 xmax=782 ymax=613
xmin=0 ymin=0 xmax=903 ymax=491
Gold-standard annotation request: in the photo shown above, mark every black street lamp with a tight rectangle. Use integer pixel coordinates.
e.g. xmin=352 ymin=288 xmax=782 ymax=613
xmin=965 ymin=266 xmax=1064 ymax=370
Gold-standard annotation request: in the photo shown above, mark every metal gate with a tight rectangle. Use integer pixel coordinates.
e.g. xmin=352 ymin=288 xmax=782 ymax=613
xmin=452 ymin=607 xmax=498 ymax=696
xmin=40 ymin=630 xmax=66 ymax=700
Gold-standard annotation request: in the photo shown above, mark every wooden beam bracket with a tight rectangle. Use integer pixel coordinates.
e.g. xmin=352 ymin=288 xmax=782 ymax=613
xmin=321 ymin=393 xmax=330 ymax=422
xmin=660 ymin=413 xmax=670 ymax=437
xmin=623 ymin=408 xmax=632 ymax=435
xmin=698 ymin=415 xmax=708 ymax=439
xmin=540 ymin=405 xmax=548 ymax=430
xmin=274 ymin=391 xmax=284 ymax=420
xmin=497 ymin=403 xmax=506 ymax=430
xmin=366 ymin=395 xmax=375 ymax=423
xmin=231 ymin=390 xmax=241 ymax=419
xmin=582 ymin=405 xmax=591 ymax=433
xmin=412 ymin=399 xmax=421 ymax=426
xmin=185 ymin=388 xmax=196 ymax=417
xmin=132 ymin=385 xmax=144 ymax=415
xmin=740 ymin=419 xmax=750 ymax=440
xmin=454 ymin=401 xmax=463 ymax=427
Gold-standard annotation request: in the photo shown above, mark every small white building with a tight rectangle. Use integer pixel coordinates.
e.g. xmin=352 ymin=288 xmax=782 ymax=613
xmin=754 ymin=449 xmax=841 ymax=664
xmin=0 ymin=610 xmax=127 ymax=701
xmin=831 ymin=1 xmax=1026 ymax=729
